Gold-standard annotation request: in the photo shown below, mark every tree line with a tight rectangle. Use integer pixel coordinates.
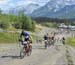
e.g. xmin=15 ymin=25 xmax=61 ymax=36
xmin=32 ymin=17 xmax=75 ymax=25
xmin=0 ymin=10 xmax=36 ymax=31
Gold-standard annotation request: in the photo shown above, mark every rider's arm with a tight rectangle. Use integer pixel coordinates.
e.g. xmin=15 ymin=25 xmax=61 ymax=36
xmin=19 ymin=31 xmax=24 ymax=41
xmin=29 ymin=35 xmax=33 ymax=43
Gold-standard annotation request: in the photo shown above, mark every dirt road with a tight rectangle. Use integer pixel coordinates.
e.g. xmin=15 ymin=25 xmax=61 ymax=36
xmin=0 ymin=43 xmax=67 ymax=65
xmin=0 ymin=28 xmax=75 ymax=65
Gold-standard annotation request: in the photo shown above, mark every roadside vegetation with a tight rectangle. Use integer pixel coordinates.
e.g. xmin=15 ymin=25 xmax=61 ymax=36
xmin=0 ymin=32 xmax=40 ymax=43
xmin=66 ymin=37 xmax=75 ymax=47
xmin=0 ymin=32 xmax=19 ymax=43
xmin=39 ymin=22 xmax=58 ymax=28
xmin=0 ymin=11 xmax=36 ymax=31
xmin=66 ymin=46 xmax=74 ymax=65
xmin=0 ymin=10 xmax=38 ymax=43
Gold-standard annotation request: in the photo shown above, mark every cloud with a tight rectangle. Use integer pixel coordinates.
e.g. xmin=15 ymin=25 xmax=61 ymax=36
xmin=0 ymin=0 xmax=50 ymax=10
xmin=0 ymin=0 xmax=9 ymax=5
xmin=8 ymin=3 xmax=16 ymax=8
xmin=16 ymin=0 xmax=50 ymax=6
xmin=16 ymin=0 xmax=36 ymax=6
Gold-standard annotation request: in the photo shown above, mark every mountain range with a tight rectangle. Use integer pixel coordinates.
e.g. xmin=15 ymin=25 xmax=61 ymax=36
xmin=31 ymin=0 xmax=75 ymax=19
xmin=8 ymin=3 xmax=40 ymax=15
xmin=2 ymin=0 xmax=75 ymax=19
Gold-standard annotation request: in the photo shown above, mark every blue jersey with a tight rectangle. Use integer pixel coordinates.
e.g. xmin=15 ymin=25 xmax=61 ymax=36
xmin=21 ymin=31 xmax=30 ymax=38
xmin=24 ymin=32 xmax=30 ymax=37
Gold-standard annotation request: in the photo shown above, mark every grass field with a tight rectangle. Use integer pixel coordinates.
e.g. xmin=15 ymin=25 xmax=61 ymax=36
xmin=0 ymin=24 xmax=43 ymax=43
xmin=0 ymin=32 xmax=19 ymax=43
xmin=66 ymin=37 xmax=75 ymax=47
xmin=40 ymin=22 xmax=58 ymax=28
xmin=0 ymin=32 xmax=41 ymax=43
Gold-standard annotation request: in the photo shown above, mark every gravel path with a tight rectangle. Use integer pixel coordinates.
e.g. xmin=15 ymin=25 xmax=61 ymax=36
xmin=67 ymin=46 xmax=75 ymax=65
xmin=0 ymin=43 xmax=66 ymax=65
xmin=0 ymin=28 xmax=75 ymax=65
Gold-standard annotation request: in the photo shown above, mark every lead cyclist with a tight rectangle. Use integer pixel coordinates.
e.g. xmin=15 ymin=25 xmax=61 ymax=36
xmin=19 ymin=30 xmax=32 ymax=56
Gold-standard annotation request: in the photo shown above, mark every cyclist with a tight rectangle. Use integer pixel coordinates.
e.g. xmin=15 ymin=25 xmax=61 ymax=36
xmin=43 ymin=33 xmax=49 ymax=48
xmin=44 ymin=33 xmax=49 ymax=41
xmin=62 ymin=37 xmax=65 ymax=45
xmin=19 ymin=30 xmax=32 ymax=55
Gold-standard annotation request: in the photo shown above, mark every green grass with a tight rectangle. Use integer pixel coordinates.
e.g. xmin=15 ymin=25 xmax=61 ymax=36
xmin=41 ymin=22 xmax=58 ymax=28
xmin=0 ymin=32 xmax=19 ymax=43
xmin=34 ymin=27 xmax=42 ymax=33
xmin=66 ymin=47 xmax=74 ymax=65
xmin=0 ymin=32 xmax=41 ymax=43
xmin=66 ymin=37 xmax=75 ymax=47
xmin=31 ymin=34 xmax=42 ymax=42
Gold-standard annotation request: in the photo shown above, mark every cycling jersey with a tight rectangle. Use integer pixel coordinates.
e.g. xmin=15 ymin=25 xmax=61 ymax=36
xmin=24 ymin=32 xmax=30 ymax=41
xmin=44 ymin=35 xmax=48 ymax=40
xmin=21 ymin=31 xmax=30 ymax=41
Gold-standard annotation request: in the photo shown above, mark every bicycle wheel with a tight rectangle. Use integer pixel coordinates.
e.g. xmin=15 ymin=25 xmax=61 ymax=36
xmin=20 ymin=47 xmax=25 ymax=59
xmin=63 ymin=41 xmax=65 ymax=45
xmin=26 ymin=45 xmax=32 ymax=56
xmin=45 ymin=42 xmax=47 ymax=49
xmin=29 ymin=45 xmax=32 ymax=55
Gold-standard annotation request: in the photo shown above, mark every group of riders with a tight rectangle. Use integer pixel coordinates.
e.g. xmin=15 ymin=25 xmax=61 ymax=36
xmin=44 ymin=33 xmax=55 ymax=49
xmin=19 ymin=30 xmax=66 ymax=58
xmin=44 ymin=32 xmax=65 ymax=48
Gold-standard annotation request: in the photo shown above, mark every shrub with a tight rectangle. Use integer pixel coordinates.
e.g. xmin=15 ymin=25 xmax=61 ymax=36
xmin=0 ymin=21 xmax=9 ymax=29
xmin=13 ymin=22 xmax=21 ymax=29
xmin=19 ymin=12 xmax=36 ymax=31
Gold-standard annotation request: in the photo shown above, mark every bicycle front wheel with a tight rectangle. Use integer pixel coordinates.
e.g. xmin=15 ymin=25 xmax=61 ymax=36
xmin=20 ymin=47 xmax=25 ymax=59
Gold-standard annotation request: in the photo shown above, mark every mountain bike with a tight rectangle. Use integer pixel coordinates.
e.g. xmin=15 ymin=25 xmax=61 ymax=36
xmin=44 ymin=40 xmax=48 ymax=49
xmin=19 ymin=40 xmax=32 ymax=59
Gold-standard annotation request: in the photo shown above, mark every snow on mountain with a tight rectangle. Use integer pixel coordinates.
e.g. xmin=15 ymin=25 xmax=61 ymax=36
xmin=31 ymin=0 xmax=75 ymax=18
